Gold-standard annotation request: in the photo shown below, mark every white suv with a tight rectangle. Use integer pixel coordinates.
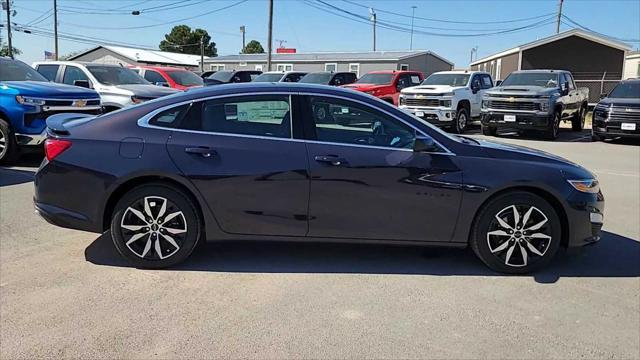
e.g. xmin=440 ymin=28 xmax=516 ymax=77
xmin=33 ymin=61 xmax=178 ymax=112
xmin=399 ymin=71 xmax=494 ymax=133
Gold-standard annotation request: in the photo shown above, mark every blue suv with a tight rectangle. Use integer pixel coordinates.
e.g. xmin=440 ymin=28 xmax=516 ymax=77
xmin=0 ymin=57 xmax=102 ymax=164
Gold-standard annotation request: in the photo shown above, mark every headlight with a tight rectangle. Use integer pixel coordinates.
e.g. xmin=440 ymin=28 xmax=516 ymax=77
xmin=131 ymin=96 xmax=143 ymax=104
xmin=442 ymin=92 xmax=454 ymax=97
xmin=482 ymin=100 xmax=488 ymax=109
xmin=439 ymin=99 xmax=451 ymax=107
xmin=15 ymin=96 xmax=46 ymax=106
xmin=568 ymin=179 xmax=600 ymax=193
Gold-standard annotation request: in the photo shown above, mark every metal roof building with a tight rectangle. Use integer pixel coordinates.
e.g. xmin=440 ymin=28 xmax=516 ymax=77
xmin=201 ymin=50 xmax=454 ymax=77
xmin=68 ymin=45 xmax=207 ymax=69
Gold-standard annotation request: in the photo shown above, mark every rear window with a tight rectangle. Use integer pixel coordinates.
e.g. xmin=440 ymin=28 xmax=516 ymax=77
xmin=37 ymin=64 xmax=60 ymax=81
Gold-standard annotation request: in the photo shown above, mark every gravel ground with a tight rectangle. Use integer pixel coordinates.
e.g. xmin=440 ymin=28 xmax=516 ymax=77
xmin=1 ymin=127 xmax=638 ymax=359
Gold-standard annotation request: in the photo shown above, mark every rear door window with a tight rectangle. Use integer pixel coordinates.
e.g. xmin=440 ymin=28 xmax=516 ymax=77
xmin=62 ymin=66 xmax=89 ymax=86
xmin=37 ymin=64 xmax=60 ymax=81
xmin=144 ymin=70 xmax=166 ymax=84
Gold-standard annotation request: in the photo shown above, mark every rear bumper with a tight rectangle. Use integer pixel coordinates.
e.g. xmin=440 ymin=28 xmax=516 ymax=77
xmin=35 ymin=201 xmax=102 ymax=233
xmin=481 ymin=111 xmax=552 ymax=130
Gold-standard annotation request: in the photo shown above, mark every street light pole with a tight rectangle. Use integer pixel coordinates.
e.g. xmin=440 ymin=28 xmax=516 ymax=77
xmin=240 ymin=25 xmax=245 ymax=51
xmin=410 ymin=5 xmax=417 ymax=50
xmin=369 ymin=8 xmax=376 ymax=51
xmin=267 ymin=0 xmax=273 ymax=70
xmin=53 ymin=0 xmax=58 ymax=60
xmin=200 ymin=36 xmax=204 ymax=72
xmin=4 ymin=0 xmax=12 ymax=58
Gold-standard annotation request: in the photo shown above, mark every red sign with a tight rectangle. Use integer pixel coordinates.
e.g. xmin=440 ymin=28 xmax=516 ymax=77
xmin=276 ymin=48 xmax=297 ymax=54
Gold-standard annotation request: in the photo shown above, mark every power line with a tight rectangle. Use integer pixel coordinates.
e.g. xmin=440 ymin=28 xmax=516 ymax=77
xmin=561 ymin=15 xmax=640 ymax=43
xmin=342 ymin=0 xmax=556 ymax=25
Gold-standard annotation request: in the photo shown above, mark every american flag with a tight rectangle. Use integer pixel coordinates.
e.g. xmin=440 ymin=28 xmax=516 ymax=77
xmin=44 ymin=51 xmax=55 ymax=60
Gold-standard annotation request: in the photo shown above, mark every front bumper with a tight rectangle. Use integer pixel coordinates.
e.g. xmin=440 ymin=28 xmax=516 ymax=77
xmin=400 ymin=106 xmax=456 ymax=126
xmin=592 ymin=119 xmax=640 ymax=139
xmin=565 ymin=190 xmax=605 ymax=247
xmin=481 ymin=110 xmax=553 ymax=129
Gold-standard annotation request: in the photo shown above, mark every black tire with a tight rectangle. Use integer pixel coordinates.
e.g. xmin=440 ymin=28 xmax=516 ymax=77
xmin=571 ymin=106 xmax=586 ymax=131
xmin=0 ymin=118 xmax=20 ymax=165
xmin=110 ymin=183 xmax=201 ymax=269
xmin=544 ymin=111 xmax=561 ymax=140
xmin=481 ymin=124 xmax=497 ymax=136
xmin=470 ymin=191 xmax=562 ymax=274
xmin=591 ymin=132 xmax=605 ymax=142
xmin=453 ymin=107 xmax=469 ymax=134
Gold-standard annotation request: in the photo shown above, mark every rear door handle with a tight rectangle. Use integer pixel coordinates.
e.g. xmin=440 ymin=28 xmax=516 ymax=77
xmin=314 ymin=155 xmax=347 ymax=166
xmin=185 ymin=146 xmax=215 ymax=158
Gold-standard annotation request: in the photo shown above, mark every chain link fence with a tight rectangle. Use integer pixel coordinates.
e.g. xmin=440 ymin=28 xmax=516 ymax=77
xmin=572 ymin=72 xmax=622 ymax=105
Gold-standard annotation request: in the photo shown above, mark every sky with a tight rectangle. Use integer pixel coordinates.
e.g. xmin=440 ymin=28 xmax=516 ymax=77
xmin=3 ymin=0 xmax=640 ymax=68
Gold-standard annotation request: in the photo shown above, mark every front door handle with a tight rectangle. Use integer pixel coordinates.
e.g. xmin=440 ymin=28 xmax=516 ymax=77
xmin=185 ymin=146 xmax=215 ymax=158
xmin=314 ymin=155 xmax=347 ymax=166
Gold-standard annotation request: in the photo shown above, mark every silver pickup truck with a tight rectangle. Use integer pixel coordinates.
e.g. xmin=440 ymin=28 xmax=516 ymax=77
xmin=481 ymin=70 xmax=589 ymax=140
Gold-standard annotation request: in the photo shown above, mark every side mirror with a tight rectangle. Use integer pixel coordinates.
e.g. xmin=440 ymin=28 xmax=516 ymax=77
xmin=73 ymin=80 xmax=91 ymax=89
xmin=561 ymin=81 xmax=570 ymax=95
xmin=600 ymin=92 xmax=608 ymax=99
xmin=155 ymin=82 xmax=170 ymax=87
xmin=495 ymin=80 xmax=502 ymax=86
xmin=414 ymin=136 xmax=440 ymax=153
xmin=471 ymin=82 xmax=480 ymax=94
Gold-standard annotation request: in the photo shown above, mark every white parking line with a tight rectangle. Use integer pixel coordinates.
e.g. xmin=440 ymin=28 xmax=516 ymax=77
xmin=595 ymin=170 xmax=640 ymax=178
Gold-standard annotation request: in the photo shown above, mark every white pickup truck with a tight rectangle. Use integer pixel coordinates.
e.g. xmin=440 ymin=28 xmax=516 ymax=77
xmin=398 ymin=70 xmax=494 ymax=133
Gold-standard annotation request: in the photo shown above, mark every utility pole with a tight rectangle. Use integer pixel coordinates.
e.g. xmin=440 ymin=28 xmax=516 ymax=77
xmin=470 ymin=46 xmax=478 ymax=64
xmin=410 ymin=6 xmax=417 ymax=50
xmin=369 ymin=8 xmax=376 ymax=51
xmin=240 ymin=25 xmax=245 ymax=51
xmin=267 ymin=0 xmax=273 ymax=70
xmin=555 ymin=0 xmax=563 ymax=34
xmin=200 ymin=36 xmax=204 ymax=72
xmin=53 ymin=0 xmax=59 ymax=59
xmin=4 ymin=0 xmax=12 ymax=58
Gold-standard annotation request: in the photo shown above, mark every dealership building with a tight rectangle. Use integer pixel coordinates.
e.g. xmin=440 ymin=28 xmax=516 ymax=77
xmin=200 ymin=50 xmax=454 ymax=77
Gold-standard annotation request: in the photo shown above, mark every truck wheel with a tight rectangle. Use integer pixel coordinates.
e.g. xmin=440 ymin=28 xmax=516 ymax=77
xmin=0 ymin=119 xmax=20 ymax=165
xmin=544 ymin=111 xmax=561 ymax=141
xmin=481 ymin=124 xmax=497 ymax=136
xmin=571 ymin=106 xmax=586 ymax=131
xmin=453 ymin=107 xmax=469 ymax=134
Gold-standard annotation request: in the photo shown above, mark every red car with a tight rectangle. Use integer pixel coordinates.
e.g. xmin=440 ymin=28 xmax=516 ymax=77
xmin=131 ymin=66 xmax=204 ymax=90
xmin=342 ymin=70 xmax=424 ymax=105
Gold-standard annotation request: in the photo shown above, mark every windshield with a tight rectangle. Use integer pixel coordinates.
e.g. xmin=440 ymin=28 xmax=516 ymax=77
xmin=208 ymin=71 xmax=234 ymax=82
xmin=355 ymin=73 xmax=394 ymax=85
xmin=608 ymin=81 xmax=640 ymax=98
xmin=501 ymin=72 xmax=559 ymax=87
xmin=166 ymin=70 xmax=203 ymax=87
xmin=87 ymin=66 xmax=149 ymax=85
xmin=299 ymin=73 xmax=332 ymax=84
xmin=253 ymin=73 xmax=285 ymax=82
xmin=0 ymin=59 xmax=49 ymax=82
xmin=422 ymin=73 xmax=470 ymax=87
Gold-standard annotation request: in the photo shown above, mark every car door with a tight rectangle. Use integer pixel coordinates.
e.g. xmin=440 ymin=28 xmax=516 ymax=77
xmin=473 ymin=74 xmax=494 ymax=117
xmin=302 ymin=95 xmax=463 ymax=242
xmin=144 ymin=70 xmax=168 ymax=86
xmin=165 ymin=94 xmax=310 ymax=237
xmin=558 ymin=73 xmax=573 ymax=119
xmin=469 ymin=74 xmax=483 ymax=117
xmin=62 ymin=65 xmax=91 ymax=88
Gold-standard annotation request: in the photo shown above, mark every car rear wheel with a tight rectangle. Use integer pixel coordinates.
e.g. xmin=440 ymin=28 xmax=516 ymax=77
xmin=571 ymin=106 xmax=586 ymax=131
xmin=0 ymin=119 xmax=20 ymax=165
xmin=110 ymin=184 xmax=201 ymax=268
xmin=470 ymin=191 xmax=561 ymax=274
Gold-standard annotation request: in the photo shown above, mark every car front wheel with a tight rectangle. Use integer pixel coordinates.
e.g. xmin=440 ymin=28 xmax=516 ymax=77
xmin=470 ymin=192 xmax=561 ymax=274
xmin=0 ymin=119 xmax=20 ymax=165
xmin=110 ymin=183 xmax=201 ymax=268
xmin=453 ymin=107 xmax=469 ymax=134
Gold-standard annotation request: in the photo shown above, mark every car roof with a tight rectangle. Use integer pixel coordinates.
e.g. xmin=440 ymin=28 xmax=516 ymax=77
xmin=511 ymin=69 xmax=567 ymax=74
xmin=134 ymin=65 xmax=191 ymax=72
xmin=432 ymin=70 xmax=488 ymax=75
xmin=367 ymin=70 xmax=421 ymax=74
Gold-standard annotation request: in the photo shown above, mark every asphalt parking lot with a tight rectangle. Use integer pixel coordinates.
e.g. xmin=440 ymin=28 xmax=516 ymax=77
xmin=1 ymin=126 xmax=639 ymax=359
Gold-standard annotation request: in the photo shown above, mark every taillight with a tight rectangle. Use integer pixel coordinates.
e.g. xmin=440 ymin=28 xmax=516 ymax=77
xmin=44 ymin=138 xmax=72 ymax=161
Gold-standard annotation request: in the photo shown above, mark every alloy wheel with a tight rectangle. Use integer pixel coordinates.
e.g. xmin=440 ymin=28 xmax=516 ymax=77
xmin=120 ymin=196 xmax=187 ymax=260
xmin=0 ymin=130 xmax=6 ymax=157
xmin=458 ymin=112 xmax=467 ymax=132
xmin=486 ymin=204 xmax=552 ymax=267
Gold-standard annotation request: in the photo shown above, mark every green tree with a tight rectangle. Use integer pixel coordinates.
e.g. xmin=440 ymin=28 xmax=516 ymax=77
xmin=241 ymin=40 xmax=264 ymax=54
xmin=159 ymin=25 xmax=216 ymax=57
xmin=0 ymin=39 xmax=21 ymax=57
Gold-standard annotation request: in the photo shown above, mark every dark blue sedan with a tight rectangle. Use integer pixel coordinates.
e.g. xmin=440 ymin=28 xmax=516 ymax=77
xmin=34 ymin=83 xmax=604 ymax=273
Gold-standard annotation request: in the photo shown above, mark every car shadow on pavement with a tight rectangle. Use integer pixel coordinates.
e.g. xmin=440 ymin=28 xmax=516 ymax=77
xmin=0 ymin=168 xmax=35 ymax=187
xmin=85 ymin=230 xmax=639 ymax=283
xmin=466 ymin=125 xmax=640 ymax=145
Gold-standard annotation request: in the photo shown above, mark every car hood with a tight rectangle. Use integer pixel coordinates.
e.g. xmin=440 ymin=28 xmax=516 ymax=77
xmin=1 ymin=81 xmax=99 ymax=98
xmin=116 ymin=84 xmax=179 ymax=98
xmin=598 ymin=97 xmax=640 ymax=108
xmin=342 ymin=83 xmax=389 ymax=91
xmin=401 ymin=85 xmax=463 ymax=95
xmin=486 ymin=85 xmax=558 ymax=96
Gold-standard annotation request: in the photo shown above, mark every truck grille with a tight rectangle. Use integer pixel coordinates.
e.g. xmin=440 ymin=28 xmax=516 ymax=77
xmin=609 ymin=106 xmax=640 ymax=122
xmin=404 ymin=98 xmax=440 ymax=107
xmin=44 ymin=99 xmax=101 ymax=106
xmin=489 ymin=100 xmax=539 ymax=111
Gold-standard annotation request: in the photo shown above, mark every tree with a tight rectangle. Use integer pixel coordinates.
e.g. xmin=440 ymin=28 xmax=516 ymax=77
xmin=241 ymin=40 xmax=264 ymax=54
xmin=0 ymin=39 xmax=21 ymax=57
xmin=159 ymin=25 xmax=216 ymax=57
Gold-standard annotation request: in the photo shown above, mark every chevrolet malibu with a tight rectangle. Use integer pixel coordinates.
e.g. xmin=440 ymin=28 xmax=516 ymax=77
xmin=34 ymin=83 xmax=604 ymax=273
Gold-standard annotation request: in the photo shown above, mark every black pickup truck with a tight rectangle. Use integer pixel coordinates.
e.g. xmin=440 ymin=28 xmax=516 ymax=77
xmin=480 ymin=70 xmax=589 ymax=140
xmin=592 ymin=79 xmax=640 ymax=141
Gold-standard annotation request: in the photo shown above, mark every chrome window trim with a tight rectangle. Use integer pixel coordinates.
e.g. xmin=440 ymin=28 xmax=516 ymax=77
xmin=137 ymin=91 xmax=454 ymax=155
